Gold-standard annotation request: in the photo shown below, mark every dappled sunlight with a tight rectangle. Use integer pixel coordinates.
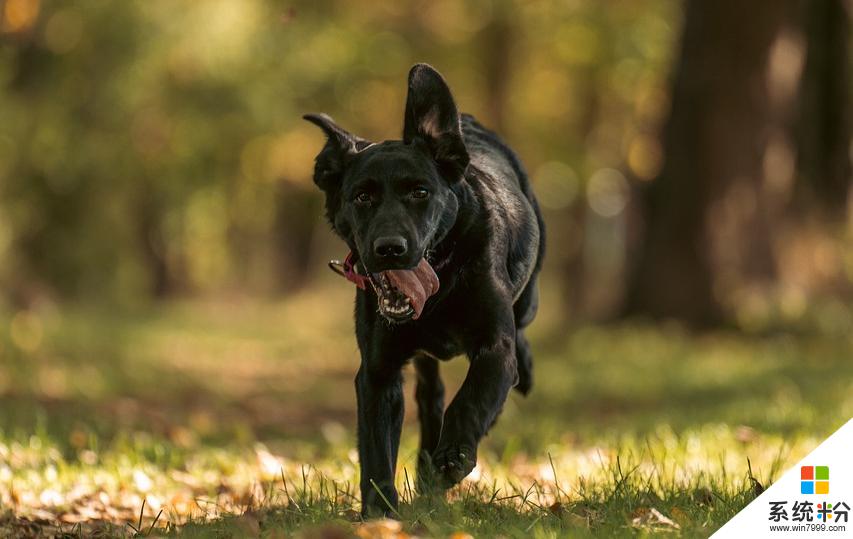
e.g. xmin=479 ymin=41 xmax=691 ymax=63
xmin=0 ymin=418 xmax=825 ymax=536
xmin=1 ymin=285 xmax=851 ymax=534
xmin=0 ymin=0 xmax=850 ymax=535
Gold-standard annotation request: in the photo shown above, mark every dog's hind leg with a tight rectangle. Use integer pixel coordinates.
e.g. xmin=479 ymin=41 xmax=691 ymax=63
xmin=512 ymin=276 xmax=539 ymax=395
xmin=413 ymin=354 xmax=445 ymax=491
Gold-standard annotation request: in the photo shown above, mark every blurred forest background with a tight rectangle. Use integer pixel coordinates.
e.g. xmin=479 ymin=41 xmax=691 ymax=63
xmin=0 ymin=0 xmax=852 ymax=534
xmin=0 ymin=0 xmax=851 ymax=330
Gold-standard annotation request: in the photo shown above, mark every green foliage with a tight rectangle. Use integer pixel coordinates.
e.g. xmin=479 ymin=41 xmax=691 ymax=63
xmin=0 ymin=0 xmax=679 ymax=303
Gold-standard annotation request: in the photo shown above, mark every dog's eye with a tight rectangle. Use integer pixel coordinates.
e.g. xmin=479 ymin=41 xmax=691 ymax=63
xmin=411 ymin=188 xmax=429 ymax=200
xmin=354 ymin=192 xmax=372 ymax=204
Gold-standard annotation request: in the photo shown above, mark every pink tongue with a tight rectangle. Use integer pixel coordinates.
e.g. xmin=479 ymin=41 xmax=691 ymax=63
xmin=384 ymin=258 xmax=440 ymax=319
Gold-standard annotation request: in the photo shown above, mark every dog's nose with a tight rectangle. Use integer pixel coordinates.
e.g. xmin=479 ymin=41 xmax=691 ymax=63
xmin=373 ymin=236 xmax=408 ymax=258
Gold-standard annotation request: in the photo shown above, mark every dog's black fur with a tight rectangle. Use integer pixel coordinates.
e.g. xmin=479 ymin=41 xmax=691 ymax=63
xmin=305 ymin=64 xmax=544 ymax=516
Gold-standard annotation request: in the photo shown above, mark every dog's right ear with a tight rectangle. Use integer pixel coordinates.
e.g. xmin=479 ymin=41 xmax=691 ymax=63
xmin=303 ymin=113 xmax=371 ymax=191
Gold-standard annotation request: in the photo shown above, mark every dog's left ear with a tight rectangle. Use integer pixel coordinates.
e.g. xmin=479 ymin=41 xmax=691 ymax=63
xmin=403 ymin=64 xmax=469 ymax=181
xmin=303 ymin=113 xmax=372 ymax=192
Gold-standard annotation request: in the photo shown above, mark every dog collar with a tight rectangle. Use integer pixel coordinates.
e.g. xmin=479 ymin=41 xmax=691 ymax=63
xmin=328 ymin=252 xmax=369 ymax=290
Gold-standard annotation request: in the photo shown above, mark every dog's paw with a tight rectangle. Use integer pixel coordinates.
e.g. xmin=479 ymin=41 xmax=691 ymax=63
xmin=431 ymin=444 xmax=476 ymax=488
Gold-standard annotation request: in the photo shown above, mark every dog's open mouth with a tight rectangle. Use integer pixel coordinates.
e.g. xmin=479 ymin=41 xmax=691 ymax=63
xmin=369 ymin=258 xmax=440 ymax=322
xmin=370 ymin=272 xmax=416 ymax=320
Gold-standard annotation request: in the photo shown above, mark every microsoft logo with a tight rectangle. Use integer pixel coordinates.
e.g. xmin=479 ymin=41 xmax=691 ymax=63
xmin=801 ymin=465 xmax=829 ymax=494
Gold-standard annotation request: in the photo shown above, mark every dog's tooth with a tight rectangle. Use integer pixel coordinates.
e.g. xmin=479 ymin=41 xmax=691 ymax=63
xmin=383 ymin=298 xmax=390 ymax=306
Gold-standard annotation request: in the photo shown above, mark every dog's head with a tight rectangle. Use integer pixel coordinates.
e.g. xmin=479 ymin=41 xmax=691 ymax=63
xmin=304 ymin=64 xmax=469 ymax=276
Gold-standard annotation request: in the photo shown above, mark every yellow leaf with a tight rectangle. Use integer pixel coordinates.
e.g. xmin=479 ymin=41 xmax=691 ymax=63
xmin=355 ymin=518 xmax=403 ymax=539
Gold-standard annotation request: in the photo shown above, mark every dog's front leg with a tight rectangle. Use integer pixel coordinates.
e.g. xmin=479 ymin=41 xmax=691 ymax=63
xmin=355 ymin=364 xmax=404 ymax=517
xmin=432 ymin=307 xmax=517 ymax=488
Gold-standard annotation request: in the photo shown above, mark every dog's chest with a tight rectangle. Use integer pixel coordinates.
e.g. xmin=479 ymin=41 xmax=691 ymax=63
xmin=412 ymin=325 xmax=464 ymax=361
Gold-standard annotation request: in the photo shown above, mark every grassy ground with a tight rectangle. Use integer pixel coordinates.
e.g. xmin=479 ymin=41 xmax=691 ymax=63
xmin=0 ymin=284 xmax=851 ymax=537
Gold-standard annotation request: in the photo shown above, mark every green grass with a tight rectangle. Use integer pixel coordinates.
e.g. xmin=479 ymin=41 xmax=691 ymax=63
xmin=0 ymin=284 xmax=851 ymax=537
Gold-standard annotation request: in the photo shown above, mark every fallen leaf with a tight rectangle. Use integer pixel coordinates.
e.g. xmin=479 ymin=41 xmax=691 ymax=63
xmin=59 ymin=513 xmax=88 ymax=524
xmin=72 ymin=503 xmax=102 ymax=520
xmin=355 ymin=518 xmax=403 ymax=539
xmin=133 ymin=469 xmax=153 ymax=492
xmin=26 ymin=508 xmax=57 ymax=522
xmin=38 ymin=489 xmax=63 ymax=507
xmin=631 ymin=507 xmax=680 ymax=530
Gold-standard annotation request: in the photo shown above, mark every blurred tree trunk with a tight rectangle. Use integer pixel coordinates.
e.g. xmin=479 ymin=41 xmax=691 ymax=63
xmin=136 ymin=213 xmax=173 ymax=298
xmin=625 ymin=0 xmax=796 ymax=326
xmin=795 ymin=0 xmax=851 ymax=221
xmin=272 ymin=184 xmax=322 ymax=293
xmin=135 ymin=188 xmax=174 ymax=298
xmin=480 ymin=2 xmax=512 ymax=133
xmin=562 ymin=5 xmax=608 ymax=321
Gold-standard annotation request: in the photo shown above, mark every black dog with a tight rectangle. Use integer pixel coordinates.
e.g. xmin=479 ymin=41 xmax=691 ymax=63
xmin=305 ymin=64 xmax=544 ymax=516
